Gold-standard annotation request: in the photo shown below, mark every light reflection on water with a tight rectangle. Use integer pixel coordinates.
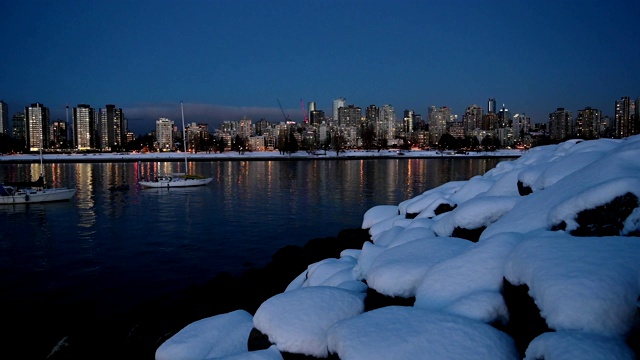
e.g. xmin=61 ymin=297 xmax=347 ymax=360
xmin=0 ymin=157 xmax=512 ymax=319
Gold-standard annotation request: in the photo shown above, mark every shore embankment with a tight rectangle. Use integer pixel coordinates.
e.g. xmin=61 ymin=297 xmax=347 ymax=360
xmin=0 ymin=149 xmax=523 ymax=164
xmin=41 ymin=228 xmax=370 ymax=360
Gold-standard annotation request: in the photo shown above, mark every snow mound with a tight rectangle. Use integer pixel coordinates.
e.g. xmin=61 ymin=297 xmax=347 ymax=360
xmin=327 ymin=306 xmax=519 ymax=360
xmin=253 ymin=286 xmax=365 ymax=358
xmin=365 ymin=237 xmax=472 ymax=298
xmin=155 ymin=310 xmax=254 ymax=360
xmin=361 ymin=205 xmax=397 ymax=229
xmin=432 ymin=196 xmax=519 ymax=238
xmin=504 ymin=231 xmax=640 ymax=337
xmin=547 ymin=177 xmax=640 ymax=233
xmin=524 ymin=331 xmax=635 ymax=360
xmin=414 ymin=233 xmax=519 ymax=324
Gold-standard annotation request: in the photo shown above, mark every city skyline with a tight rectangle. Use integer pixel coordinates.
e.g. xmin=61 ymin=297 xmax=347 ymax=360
xmin=1 ymin=0 xmax=639 ymax=135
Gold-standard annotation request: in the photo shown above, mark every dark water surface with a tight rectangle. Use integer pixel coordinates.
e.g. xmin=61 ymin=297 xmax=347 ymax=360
xmin=0 ymin=158 xmax=511 ymax=355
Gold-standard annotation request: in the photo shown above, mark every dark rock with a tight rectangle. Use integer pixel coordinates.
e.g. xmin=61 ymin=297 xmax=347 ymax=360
xmin=247 ymin=327 xmax=272 ymax=351
xmin=405 ymin=212 xmax=418 ymax=219
xmin=451 ymin=226 xmax=486 ymax=242
xmin=434 ymin=203 xmax=457 ymax=216
xmin=517 ymin=181 xmax=533 ymax=196
xmin=627 ymin=305 xmax=640 ymax=358
xmin=550 ymin=221 xmax=566 ymax=232
xmin=281 ymin=352 xmax=340 ymax=359
xmin=550 ymin=193 xmax=639 ymax=237
xmin=364 ymin=287 xmax=415 ymax=312
xmin=572 ymin=193 xmax=638 ymax=237
xmin=502 ymin=279 xmax=551 ymax=357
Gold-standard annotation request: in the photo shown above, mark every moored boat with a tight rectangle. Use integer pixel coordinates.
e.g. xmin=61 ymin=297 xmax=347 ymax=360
xmin=139 ymin=102 xmax=213 ymax=189
xmin=139 ymin=174 xmax=212 ymax=188
xmin=0 ymin=181 xmax=76 ymax=204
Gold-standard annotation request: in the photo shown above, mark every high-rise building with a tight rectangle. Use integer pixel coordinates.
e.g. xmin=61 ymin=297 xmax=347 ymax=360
xmin=498 ymin=104 xmax=511 ymax=128
xmin=365 ymin=105 xmax=379 ymax=127
xmin=238 ymin=117 xmax=252 ymax=139
xmin=548 ymin=108 xmax=573 ymax=141
xmin=73 ymin=104 xmax=95 ymax=150
xmin=488 ymin=98 xmax=496 ymax=114
xmin=338 ymin=105 xmax=361 ymax=127
xmin=12 ymin=112 xmax=26 ymax=148
xmin=614 ymin=96 xmax=638 ymax=138
xmin=0 ymin=100 xmax=8 ymax=136
xmin=309 ymin=109 xmax=325 ymax=126
xmin=333 ymin=97 xmax=346 ymax=122
xmin=156 ymin=118 xmax=174 ymax=151
xmin=512 ymin=113 xmax=531 ymax=140
xmin=25 ymin=103 xmax=50 ymax=151
xmin=99 ymin=104 xmax=125 ymax=151
xmin=402 ymin=110 xmax=414 ymax=135
xmin=379 ymin=104 xmax=395 ymax=141
xmin=462 ymin=104 xmax=483 ymax=135
xmin=575 ymin=107 xmax=600 ymax=139
xmin=51 ymin=121 xmax=68 ymax=149
xmin=428 ymin=106 xmax=451 ymax=144
xmin=481 ymin=113 xmax=498 ymax=131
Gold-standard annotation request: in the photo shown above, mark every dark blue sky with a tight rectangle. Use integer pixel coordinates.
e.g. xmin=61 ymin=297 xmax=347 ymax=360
xmin=2 ymin=0 xmax=638 ymax=135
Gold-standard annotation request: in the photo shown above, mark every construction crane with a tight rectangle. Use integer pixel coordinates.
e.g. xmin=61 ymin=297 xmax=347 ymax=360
xmin=300 ymin=99 xmax=309 ymax=123
xmin=277 ymin=99 xmax=290 ymax=122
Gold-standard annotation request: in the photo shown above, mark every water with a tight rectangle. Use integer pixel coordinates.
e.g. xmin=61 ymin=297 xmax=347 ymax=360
xmin=0 ymin=157 xmax=510 ymax=353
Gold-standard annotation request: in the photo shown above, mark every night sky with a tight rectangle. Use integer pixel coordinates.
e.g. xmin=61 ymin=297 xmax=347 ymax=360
xmin=1 ymin=0 xmax=638 ymax=135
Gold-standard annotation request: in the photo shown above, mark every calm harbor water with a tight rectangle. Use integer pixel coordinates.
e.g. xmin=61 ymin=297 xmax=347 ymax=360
xmin=0 ymin=157 xmax=511 ymax=354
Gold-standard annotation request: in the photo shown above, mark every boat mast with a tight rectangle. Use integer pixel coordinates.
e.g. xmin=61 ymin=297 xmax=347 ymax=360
xmin=181 ymin=101 xmax=188 ymax=173
xmin=39 ymin=133 xmax=44 ymax=185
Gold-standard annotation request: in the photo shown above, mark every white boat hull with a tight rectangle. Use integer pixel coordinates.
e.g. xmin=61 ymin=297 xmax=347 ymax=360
xmin=139 ymin=176 xmax=213 ymax=188
xmin=0 ymin=188 xmax=76 ymax=204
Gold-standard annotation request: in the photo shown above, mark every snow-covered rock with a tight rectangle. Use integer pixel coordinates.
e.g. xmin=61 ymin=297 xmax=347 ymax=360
xmin=155 ymin=310 xmax=254 ymax=360
xmin=327 ymin=306 xmax=519 ymax=360
xmin=253 ymin=286 xmax=365 ymax=358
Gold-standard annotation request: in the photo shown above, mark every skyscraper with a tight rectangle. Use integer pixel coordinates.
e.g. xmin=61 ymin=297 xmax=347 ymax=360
xmin=0 ymin=100 xmax=8 ymax=135
xmin=100 ymin=104 xmax=125 ymax=151
xmin=156 ymin=118 xmax=174 ymax=151
xmin=498 ymin=104 xmax=511 ymax=128
xmin=576 ymin=107 xmax=600 ymax=139
xmin=463 ymin=104 xmax=483 ymax=135
xmin=25 ymin=103 xmax=50 ymax=151
xmin=615 ymin=97 xmax=638 ymax=138
xmin=402 ymin=110 xmax=414 ymax=135
xmin=548 ymin=108 xmax=573 ymax=141
xmin=51 ymin=121 xmax=68 ymax=149
xmin=488 ymin=98 xmax=496 ymax=114
xmin=338 ymin=105 xmax=361 ymax=127
xmin=73 ymin=104 xmax=95 ymax=150
xmin=429 ymin=106 xmax=451 ymax=144
xmin=379 ymin=104 xmax=395 ymax=141
xmin=309 ymin=109 xmax=325 ymax=126
xmin=12 ymin=112 xmax=26 ymax=148
xmin=333 ymin=97 xmax=346 ymax=122
xmin=512 ymin=113 xmax=531 ymax=141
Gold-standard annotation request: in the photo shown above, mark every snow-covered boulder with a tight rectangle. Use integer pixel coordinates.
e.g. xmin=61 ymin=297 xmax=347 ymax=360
xmin=361 ymin=205 xmax=397 ymax=229
xmin=414 ymin=233 xmax=519 ymax=324
xmin=155 ymin=310 xmax=254 ymax=360
xmin=504 ymin=232 xmax=640 ymax=337
xmin=253 ymin=286 xmax=365 ymax=358
xmin=364 ymin=237 xmax=472 ymax=298
xmin=524 ymin=331 xmax=635 ymax=360
xmin=327 ymin=306 xmax=519 ymax=360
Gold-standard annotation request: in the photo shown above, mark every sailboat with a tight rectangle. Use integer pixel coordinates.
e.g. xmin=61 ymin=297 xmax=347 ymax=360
xmin=0 ymin=140 xmax=76 ymax=204
xmin=139 ymin=102 xmax=213 ymax=188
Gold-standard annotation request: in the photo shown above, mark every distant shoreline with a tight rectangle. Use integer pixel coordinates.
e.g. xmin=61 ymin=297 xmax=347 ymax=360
xmin=0 ymin=150 xmax=523 ymax=164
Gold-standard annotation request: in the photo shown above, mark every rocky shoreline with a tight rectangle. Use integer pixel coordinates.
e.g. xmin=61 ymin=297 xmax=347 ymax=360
xmin=42 ymin=228 xmax=370 ymax=360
